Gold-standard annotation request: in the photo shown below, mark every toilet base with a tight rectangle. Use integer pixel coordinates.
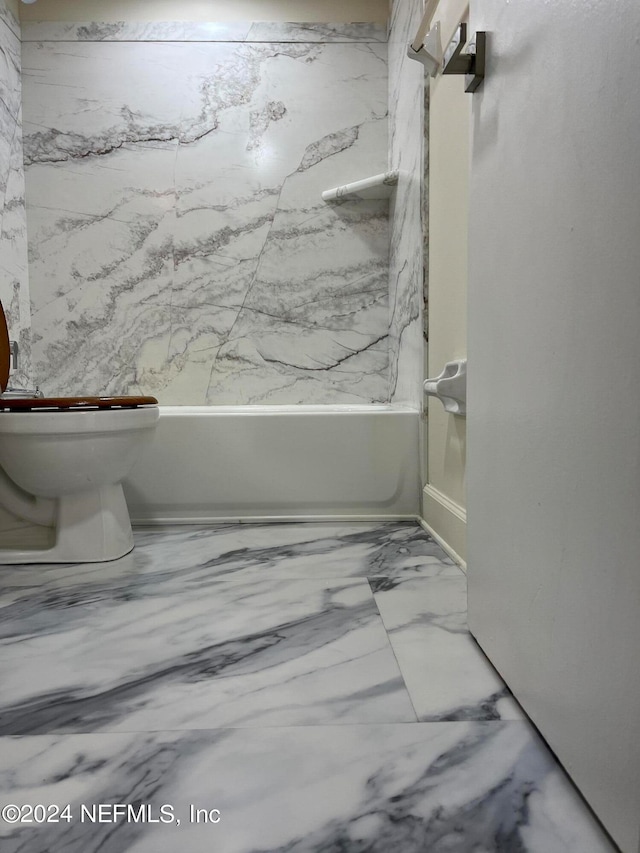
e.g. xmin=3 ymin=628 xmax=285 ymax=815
xmin=0 ymin=484 xmax=134 ymax=564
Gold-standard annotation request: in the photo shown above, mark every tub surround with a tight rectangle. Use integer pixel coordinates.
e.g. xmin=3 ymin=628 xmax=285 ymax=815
xmin=20 ymin=21 xmax=388 ymax=42
xmin=7 ymin=9 xmax=429 ymax=408
xmin=0 ymin=2 xmax=30 ymax=388
xmin=0 ymin=522 xmax=616 ymax=852
xmin=22 ymin=23 xmax=391 ymax=405
xmin=388 ymin=0 xmax=425 ymax=405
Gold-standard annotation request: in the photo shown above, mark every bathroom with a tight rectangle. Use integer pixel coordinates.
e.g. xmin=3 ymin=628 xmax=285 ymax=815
xmin=0 ymin=0 xmax=639 ymax=852
xmin=1 ymin=0 xmax=425 ymax=529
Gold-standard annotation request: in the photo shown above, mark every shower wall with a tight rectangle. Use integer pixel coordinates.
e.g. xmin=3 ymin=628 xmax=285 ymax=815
xmin=388 ymin=0 xmax=425 ymax=405
xmin=0 ymin=1 xmax=30 ymax=387
xmin=21 ymin=22 xmax=390 ymax=405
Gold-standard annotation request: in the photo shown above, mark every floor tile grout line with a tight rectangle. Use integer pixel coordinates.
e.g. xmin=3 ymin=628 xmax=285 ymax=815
xmin=367 ymin=575 xmax=421 ymax=724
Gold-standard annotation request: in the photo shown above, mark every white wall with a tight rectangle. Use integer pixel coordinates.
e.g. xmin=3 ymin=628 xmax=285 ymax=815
xmin=18 ymin=0 xmax=388 ymax=23
xmin=422 ymin=0 xmax=469 ymax=565
xmin=467 ymin=1 xmax=640 ymax=851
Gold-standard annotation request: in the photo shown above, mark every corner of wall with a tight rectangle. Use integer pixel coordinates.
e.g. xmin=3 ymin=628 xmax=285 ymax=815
xmin=420 ymin=485 xmax=466 ymax=568
xmin=387 ymin=0 xmax=425 ymax=408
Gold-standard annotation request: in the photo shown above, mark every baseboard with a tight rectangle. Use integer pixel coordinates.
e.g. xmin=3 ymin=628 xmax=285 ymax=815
xmin=420 ymin=484 xmax=467 ymax=569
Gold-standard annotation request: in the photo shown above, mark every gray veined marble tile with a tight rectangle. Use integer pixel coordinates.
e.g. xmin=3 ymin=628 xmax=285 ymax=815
xmin=23 ymin=21 xmax=254 ymax=43
xmin=0 ymin=523 xmax=457 ymax=735
xmin=0 ymin=5 xmax=30 ymax=389
xmin=371 ymin=574 xmax=526 ymax=722
xmin=20 ymin=21 xmax=388 ymax=44
xmin=245 ymin=22 xmax=388 ymax=43
xmin=0 ymin=0 xmax=19 ymax=41
xmin=122 ymin=521 xmax=458 ymax=582
xmin=0 ymin=523 xmax=619 ymax=850
xmin=0 ymin=522 xmax=458 ymax=593
xmin=23 ymin=38 xmax=390 ymax=403
xmin=0 ymin=574 xmax=416 ymax=734
xmin=0 ymin=17 xmax=20 ymax=123
xmin=0 ymin=722 xmax=617 ymax=852
xmin=388 ymin=0 xmax=425 ymax=405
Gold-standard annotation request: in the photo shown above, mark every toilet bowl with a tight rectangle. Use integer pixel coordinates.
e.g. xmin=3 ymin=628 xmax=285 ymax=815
xmin=0 ymin=302 xmax=159 ymax=564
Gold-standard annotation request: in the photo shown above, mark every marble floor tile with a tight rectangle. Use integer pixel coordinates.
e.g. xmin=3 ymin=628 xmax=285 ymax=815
xmin=127 ymin=521 xmax=461 ymax=581
xmin=0 ymin=522 xmax=459 ymax=594
xmin=371 ymin=575 xmax=526 ymax=721
xmin=0 ymin=574 xmax=416 ymax=734
xmin=0 ymin=523 xmax=619 ymax=850
xmin=0 ymin=722 xmax=616 ymax=853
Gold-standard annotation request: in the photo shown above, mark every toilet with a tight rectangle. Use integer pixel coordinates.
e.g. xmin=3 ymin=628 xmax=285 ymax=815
xmin=0 ymin=302 xmax=159 ymax=564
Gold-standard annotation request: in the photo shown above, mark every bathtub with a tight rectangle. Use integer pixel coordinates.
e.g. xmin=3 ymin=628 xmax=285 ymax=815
xmin=124 ymin=405 xmax=420 ymax=523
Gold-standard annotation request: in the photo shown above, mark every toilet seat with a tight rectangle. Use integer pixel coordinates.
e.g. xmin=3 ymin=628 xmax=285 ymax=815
xmin=0 ymin=396 xmax=158 ymax=411
xmin=0 ymin=301 xmax=157 ymax=409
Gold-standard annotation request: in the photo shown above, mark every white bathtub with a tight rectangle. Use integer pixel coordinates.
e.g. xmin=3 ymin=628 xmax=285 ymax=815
xmin=124 ymin=405 xmax=420 ymax=523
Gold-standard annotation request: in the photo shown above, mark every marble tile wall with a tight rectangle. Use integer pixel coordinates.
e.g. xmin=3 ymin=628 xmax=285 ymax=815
xmin=388 ymin=0 xmax=426 ymax=405
xmin=22 ymin=23 xmax=392 ymax=404
xmin=0 ymin=1 xmax=30 ymax=388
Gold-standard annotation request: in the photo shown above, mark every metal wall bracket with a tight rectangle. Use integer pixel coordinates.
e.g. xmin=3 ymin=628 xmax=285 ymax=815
xmin=442 ymin=23 xmax=486 ymax=93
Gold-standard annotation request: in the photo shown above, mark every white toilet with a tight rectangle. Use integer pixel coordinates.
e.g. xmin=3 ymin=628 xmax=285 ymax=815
xmin=0 ymin=303 xmax=159 ymax=564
